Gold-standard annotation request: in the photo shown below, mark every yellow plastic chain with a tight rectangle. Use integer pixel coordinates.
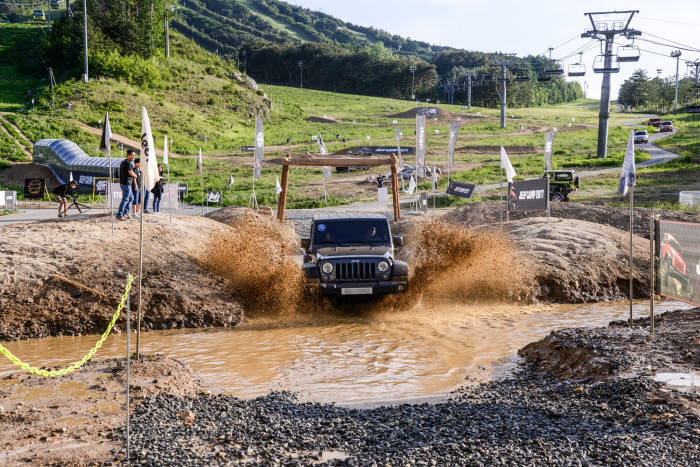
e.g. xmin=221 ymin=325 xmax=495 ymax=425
xmin=0 ymin=274 xmax=134 ymax=377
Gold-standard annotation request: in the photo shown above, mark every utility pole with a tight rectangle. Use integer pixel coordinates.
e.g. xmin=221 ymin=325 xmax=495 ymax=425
xmin=409 ymin=65 xmax=416 ymax=99
xmin=298 ymin=60 xmax=303 ymax=88
xmin=582 ymin=10 xmax=640 ymax=158
xmin=671 ymin=50 xmax=681 ymax=110
xmin=494 ymin=59 xmax=515 ymax=129
xmin=82 ymin=0 xmax=88 ymax=83
xmin=687 ymin=60 xmax=700 ymax=85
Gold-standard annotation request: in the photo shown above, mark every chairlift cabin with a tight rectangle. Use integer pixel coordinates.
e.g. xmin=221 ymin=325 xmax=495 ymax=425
xmin=593 ymin=55 xmax=620 ymax=73
xmin=514 ymin=69 xmax=531 ymax=82
xmin=616 ymin=45 xmax=640 ymax=63
xmin=50 ymin=0 xmax=61 ymax=9
xmin=544 ymin=62 xmax=564 ymax=76
xmin=568 ymin=62 xmax=586 ymax=77
xmin=33 ymin=9 xmax=46 ymax=21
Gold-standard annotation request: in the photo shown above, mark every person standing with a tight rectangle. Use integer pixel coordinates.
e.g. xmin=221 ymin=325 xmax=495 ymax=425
xmin=117 ymin=150 xmax=137 ymax=220
xmin=132 ymin=158 xmax=142 ymax=218
xmin=151 ymin=164 xmax=165 ymax=213
xmin=52 ymin=180 xmax=78 ymax=218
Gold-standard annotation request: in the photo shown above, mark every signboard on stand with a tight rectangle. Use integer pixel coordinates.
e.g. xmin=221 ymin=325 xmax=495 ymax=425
xmin=23 ymin=179 xmax=46 ymax=199
xmin=446 ymin=181 xmax=475 ymax=199
xmin=507 ymin=178 xmax=549 ymax=212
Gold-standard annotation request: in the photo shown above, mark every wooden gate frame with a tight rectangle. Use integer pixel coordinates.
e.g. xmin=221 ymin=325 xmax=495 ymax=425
xmin=277 ymin=152 xmax=401 ymax=222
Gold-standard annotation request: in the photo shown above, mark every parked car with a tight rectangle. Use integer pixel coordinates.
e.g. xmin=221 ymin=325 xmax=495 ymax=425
xmin=543 ymin=170 xmax=580 ymax=202
xmin=634 ymin=130 xmax=649 ymax=144
xmin=659 ymin=120 xmax=674 ymax=132
xmin=648 ymin=118 xmax=662 ymax=127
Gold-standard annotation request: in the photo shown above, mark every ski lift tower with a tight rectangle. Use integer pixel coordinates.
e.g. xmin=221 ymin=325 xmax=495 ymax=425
xmin=581 ymin=10 xmax=641 ymax=158
xmin=494 ymin=57 xmax=517 ymax=129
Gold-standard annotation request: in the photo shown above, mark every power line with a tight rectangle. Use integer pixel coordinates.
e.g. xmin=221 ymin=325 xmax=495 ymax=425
xmin=638 ymin=31 xmax=700 ymax=53
xmin=537 ymin=34 xmax=582 ymax=57
xmin=638 ymin=16 xmax=700 ymax=27
xmin=638 ymin=37 xmax=700 ymax=53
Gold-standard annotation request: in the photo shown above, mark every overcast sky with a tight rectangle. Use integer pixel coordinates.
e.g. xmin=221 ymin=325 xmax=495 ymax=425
xmin=286 ymin=0 xmax=700 ymax=100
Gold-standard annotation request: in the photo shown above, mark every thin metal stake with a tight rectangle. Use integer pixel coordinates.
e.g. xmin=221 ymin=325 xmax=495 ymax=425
xmin=650 ymin=216 xmax=655 ymax=336
xmin=629 ymin=187 xmax=634 ymax=326
xmin=125 ymin=279 xmax=131 ymax=463
xmin=499 ymin=168 xmax=503 ymax=231
xmin=136 ymin=185 xmax=145 ymax=357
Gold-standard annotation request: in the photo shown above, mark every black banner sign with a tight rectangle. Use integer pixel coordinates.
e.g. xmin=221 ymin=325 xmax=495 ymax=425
xmin=240 ymin=146 xmax=255 ymax=152
xmin=366 ymin=146 xmax=414 ymax=155
xmin=446 ymin=181 xmax=475 ymax=199
xmin=23 ymin=178 xmax=46 ymax=199
xmin=655 ymin=220 xmax=700 ymax=306
xmin=508 ymin=178 xmax=549 ymax=212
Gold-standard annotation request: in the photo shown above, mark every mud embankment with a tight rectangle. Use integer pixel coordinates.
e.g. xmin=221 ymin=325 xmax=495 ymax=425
xmin=0 ymin=215 xmax=243 ymax=341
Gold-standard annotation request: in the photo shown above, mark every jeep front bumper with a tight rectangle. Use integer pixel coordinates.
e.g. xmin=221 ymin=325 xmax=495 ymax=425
xmin=306 ymin=279 xmax=408 ymax=296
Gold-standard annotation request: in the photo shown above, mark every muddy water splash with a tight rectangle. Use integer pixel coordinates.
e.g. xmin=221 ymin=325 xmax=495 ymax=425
xmin=0 ymin=301 xmax=689 ymax=405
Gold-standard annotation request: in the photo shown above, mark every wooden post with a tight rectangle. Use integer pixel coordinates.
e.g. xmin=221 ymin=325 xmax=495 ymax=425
xmin=390 ymin=154 xmax=401 ymax=221
xmin=277 ymin=154 xmax=290 ymax=222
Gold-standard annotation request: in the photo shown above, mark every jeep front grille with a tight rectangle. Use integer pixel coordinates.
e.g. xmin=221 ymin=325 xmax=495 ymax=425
xmin=335 ymin=261 xmax=377 ymax=281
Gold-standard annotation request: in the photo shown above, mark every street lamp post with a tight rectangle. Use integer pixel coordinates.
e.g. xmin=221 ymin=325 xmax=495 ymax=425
xmin=298 ymin=60 xmax=303 ymax=88
xmin=409 ymin=65 xmax=416 ymax=99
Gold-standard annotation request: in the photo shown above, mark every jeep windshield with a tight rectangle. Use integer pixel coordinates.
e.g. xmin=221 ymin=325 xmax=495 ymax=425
xmin=313 ymin=220 xmax=391 ymax=246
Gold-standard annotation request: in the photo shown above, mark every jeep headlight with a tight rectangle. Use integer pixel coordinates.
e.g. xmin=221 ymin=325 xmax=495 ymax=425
xmin=321 ymin=262 xmax=334 ymax=274
xmin=377 ymin=261 xmax=389 ymax=273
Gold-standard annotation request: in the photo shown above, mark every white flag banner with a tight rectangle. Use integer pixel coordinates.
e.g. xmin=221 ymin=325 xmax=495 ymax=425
xmin=618 ymin=130 xmax=636 ymax=196
xmin=544 ymin=131 xmax=555 ymax=171
xmin=318 ymin=133 xmax=328 ymax=155
xmin=140 ymin=107 xmax=159 ymax=191
xmin=395 ymin=126 xmax=403 ymax=167
xmin=415 ymin=115 xmax=427 ymax=178
xmin=162 ymin=135 xmax=169 ymax=165
xmin=407 ymin=174 xmax=417 ymax=195
xmin=275 ymin=176 xmax=282 ymax=196
xmin=432 ymin=167 xmax=438 ymax=191
xmin=500 ymin=146 xmax=517 ymax=183
xmin=254 ymin=115 xmax=264 ymax=179
xmin=99 ymin=111 xmax=112 ymax=154
xmin=228 ymin=174 xmax=234 ymax=186
xmin=448 ymin=122 xmax=460 ymax=171
xmin=197 ymin=148 xmax=202 ymax=173
xmin=322 ymin=166 xmax=333 ymax=179
xmin=69 ymin=171 xmax=74 ymax=182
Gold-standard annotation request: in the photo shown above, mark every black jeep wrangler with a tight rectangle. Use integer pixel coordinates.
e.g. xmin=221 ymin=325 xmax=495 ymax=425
xmin=544 ymin=170 xmax=580 ymax=202
xmin=301 ymin=214 xmax=409 ymax=297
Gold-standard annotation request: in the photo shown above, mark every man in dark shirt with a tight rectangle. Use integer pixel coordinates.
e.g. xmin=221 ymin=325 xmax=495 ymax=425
xmin=117 ymin=150 xmax=137 ymax=220
xmin=52 ymin=180 xmax=77 ymax=218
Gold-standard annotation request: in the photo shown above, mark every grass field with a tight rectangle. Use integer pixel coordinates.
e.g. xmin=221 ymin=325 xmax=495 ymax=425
xmin=0 ymin=23 xmax=695 ymax=209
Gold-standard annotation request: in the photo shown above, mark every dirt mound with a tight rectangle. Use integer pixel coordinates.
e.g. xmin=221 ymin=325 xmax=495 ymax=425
xmin=306 ymin=115 xmax=341 ymax=124
xmin=443 ymin=201 xmax=700 ymax=239
xmin=0 ymin=162 xmax=58 ymax=188
xmin=0 ymin=215 xmax=242 ymax=341
xmin=201 ymin=210 xmax=305 ymax=314
xmin=519 ymin=308 xmax=699 ymax=380
xmin=0 ymin=355 xmax=201 ymax=465
xmin=387 ymin=107 xmax=454 ymax=120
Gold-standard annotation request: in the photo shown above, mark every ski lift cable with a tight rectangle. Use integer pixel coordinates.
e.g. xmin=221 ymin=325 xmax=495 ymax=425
xmin=638 ymin=47 xmax=688 ymax=60
xmin=556 ymin=41 xmax=599 ymax=62
xmin=537 ymin=34 xmax=583 ymax=56
xmin=637 ymin=37 xmax=700 ymax=53
xmin=638 ymin=30 xmax=700 ymax=52
xmin=637 ymin=16 xmax=700 ymax=27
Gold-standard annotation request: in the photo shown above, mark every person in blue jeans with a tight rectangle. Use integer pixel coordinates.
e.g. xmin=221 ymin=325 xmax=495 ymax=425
xmin=151 ymin=164 xmax=165 ymax=213
xmin=131 ymin=158 xmax=143 ymax=218
xmin=117 ymin=150 xmax=137 ymax=220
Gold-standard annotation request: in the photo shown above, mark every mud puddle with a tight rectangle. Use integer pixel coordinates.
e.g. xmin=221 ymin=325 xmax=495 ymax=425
xmin=0 ymin=300 xmax=691 ymax=405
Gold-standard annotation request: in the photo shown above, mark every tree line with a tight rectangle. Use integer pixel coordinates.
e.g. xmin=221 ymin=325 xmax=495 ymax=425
xmin=618 ymin=69 xmax=700 ymax=111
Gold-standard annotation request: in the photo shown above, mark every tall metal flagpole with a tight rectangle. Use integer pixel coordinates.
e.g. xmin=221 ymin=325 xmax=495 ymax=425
xmin=167 ymin=160 xmax=171 ymax=224
xmin=108 ymin=144 xmax=114 ymax=238
xmin=629 ymin=187 xmax=634 ymax=325
xmin=125 ymin=277 xmax=131 ymax=462
xmin=136 ymin=180 xmax=145 ymax=358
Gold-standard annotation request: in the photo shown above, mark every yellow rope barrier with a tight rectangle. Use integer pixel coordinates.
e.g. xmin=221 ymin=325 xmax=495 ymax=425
xmin=0 ymin=275 xmax=134 ymax=377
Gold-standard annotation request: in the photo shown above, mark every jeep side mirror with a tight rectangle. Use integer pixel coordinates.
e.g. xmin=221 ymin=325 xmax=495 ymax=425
xmin=574 ymin=176 xmax=580 ymax=188
xmin=393 ymin=235 xmax=404 ymax=247
xmin=300 ymin=238 xmax=310 ymax=249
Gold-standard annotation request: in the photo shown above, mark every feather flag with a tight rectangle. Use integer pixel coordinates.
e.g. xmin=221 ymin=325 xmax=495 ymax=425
xmin=253 ymin=115 xmax=264 ymax=179
xmin=395 ymin=126 xmax=403 ymax=168
xmin=447 ymin=122 xmax=460 ymax=171
xmin=318 ymin=133 xmax=328 ymax=155
xmin=197 ymin=149 xmax=202 ymax=173
xmin=140 ymin=107 xmax=158 ymax=191
xmin=69 ymin=171 xmax=74 ymax=183
xmin=99 ymin=111 xmax=112 ymax=154
xmin=228 ymin=174 xmax=234 ymax=186
xmin=431 ymin=167 xmax=438 ymax=191
xmin=407 ymin=174 xmax=417 ymax=195
xmin=500 ymin=146 xmax=517 ymax=183
xmin=162 ymin=136 xmax=169 ymax=165
xmin=275 ymin=176 xmax=282 ymax=196
xmin=618 ymin=130 xmax=636 ymax=196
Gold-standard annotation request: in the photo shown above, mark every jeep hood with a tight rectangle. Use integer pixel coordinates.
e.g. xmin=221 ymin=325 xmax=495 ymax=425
xmin=314 ymin=246 xmax=392 ymax=258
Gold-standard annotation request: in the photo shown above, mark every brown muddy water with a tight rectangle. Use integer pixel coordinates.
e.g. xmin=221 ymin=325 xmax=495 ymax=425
xmin=0 ymin=300 xmax=691 ymax=405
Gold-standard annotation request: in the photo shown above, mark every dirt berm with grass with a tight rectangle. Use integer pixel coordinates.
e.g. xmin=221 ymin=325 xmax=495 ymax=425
xmin=0 ymin=202 xmax=675 ymax=340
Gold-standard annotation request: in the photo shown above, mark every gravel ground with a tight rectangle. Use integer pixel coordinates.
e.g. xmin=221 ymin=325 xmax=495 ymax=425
xmin=113 ymin=309 xmax=700 ymax=466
